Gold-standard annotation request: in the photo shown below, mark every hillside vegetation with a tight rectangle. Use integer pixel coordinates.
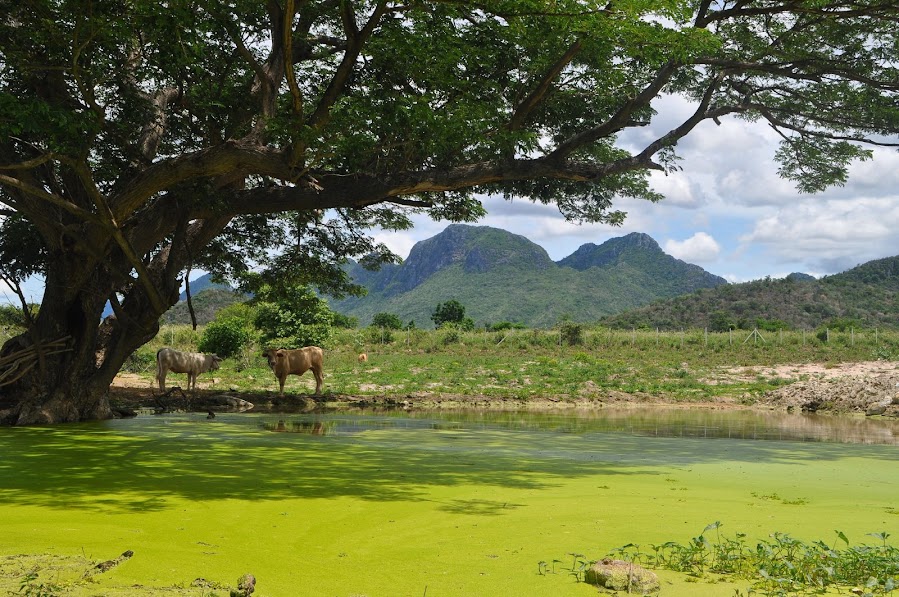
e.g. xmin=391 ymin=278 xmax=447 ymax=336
xmin=330 ymin=224 xmax=727 ymax=327
xmin=601 ymin=256 xmax=899 ymax=331
xmin=161 ymin=287 xmax=248 ymax=325
xmin=160 ymin=229 xmax=899 ymax=332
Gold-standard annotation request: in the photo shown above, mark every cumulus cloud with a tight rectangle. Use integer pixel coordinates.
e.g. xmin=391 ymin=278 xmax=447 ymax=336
xmin=647 ymin=170 xmax=706 ymax=208
xmin=664 ymin=232 xmax=721 ymax=263
xmin=739 ymin=197 xmax=899 ymax=273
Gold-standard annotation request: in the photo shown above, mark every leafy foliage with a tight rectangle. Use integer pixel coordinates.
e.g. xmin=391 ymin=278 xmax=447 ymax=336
xmin=371 ymin=312 xmax=403 ymax=330
xmin=610 ymin=524 xmax=899 ymax=596
xmin=198 ymin=317 xmax=251 ymax=358
xmin=248 ymin=280 xmax=335 ymax=349
xmin=4 ymin=0 xmax=899 ymax=419
xmin=602 ymin=257 xmax=899 ymax=331
xmin=431 ymin=299 xmax=467 ymax=327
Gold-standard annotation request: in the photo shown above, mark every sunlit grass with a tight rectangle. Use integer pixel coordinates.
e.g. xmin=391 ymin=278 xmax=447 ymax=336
xmin=111 ymin=324 xmax=899 ymax=404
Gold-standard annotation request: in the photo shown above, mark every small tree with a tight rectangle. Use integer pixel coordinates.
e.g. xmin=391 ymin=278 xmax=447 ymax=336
xmin=432 ymin=300 xmax=467 ymax=328
xmin=198 ymin=317 xmax=250 ymax=359
xmin=371 ymin=312 xmax=404 ymax=330
xmin=331 ymin=312 xmax=359 ymax=329
xmin=559 ymin=318 xmax=584 ymax=346
xmin=709 ymin=311 xmax=735 ymax=333
xmin=249 ymin=281 xmax=335 ymax=348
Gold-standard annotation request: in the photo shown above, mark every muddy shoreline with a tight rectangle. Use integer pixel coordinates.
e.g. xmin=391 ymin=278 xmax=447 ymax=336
xmin=109 ymin=360 xmax=899 ymax=418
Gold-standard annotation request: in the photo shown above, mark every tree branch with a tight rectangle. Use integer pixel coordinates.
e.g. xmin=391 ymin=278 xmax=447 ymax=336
xmin=307 ymin=0 xmax=389 ymax=130
xmin=507 ymin=40 xmax=583 ymax=132
xmin=548 ymin=61 xmax=680 ymax=160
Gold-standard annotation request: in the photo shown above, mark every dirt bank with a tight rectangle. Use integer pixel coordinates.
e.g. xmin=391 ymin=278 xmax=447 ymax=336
xmin=109 ymin=361 xmax=899 ymax=417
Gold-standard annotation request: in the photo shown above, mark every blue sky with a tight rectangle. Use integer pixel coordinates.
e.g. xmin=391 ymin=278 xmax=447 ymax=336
xmin=4 ymin=96 xmax=899 ymax=305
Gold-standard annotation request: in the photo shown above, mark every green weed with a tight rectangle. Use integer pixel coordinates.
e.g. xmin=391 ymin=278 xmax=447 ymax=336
xmin=607 ymin=524 xmax=899 ymax=596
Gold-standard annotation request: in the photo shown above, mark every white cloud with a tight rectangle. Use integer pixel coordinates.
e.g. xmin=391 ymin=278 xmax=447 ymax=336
xmin=664 ymin=232 xmax=721 ymax=263
xmin=739 ymin=196 xmax=899 ymax=272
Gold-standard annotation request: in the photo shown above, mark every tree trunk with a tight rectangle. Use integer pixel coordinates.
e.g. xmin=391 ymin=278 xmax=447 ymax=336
xmin=0 ymin=251 xmax=174 ymax=425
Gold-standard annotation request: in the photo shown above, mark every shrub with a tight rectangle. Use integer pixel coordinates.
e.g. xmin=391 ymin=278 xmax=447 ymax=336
xmin=371 ymin=312 xmax=403 ymax=330
xmin=432 ymin=299 xmax=466 ymax=327
xmin=368 ymin=325 xmax=394 ymax=344
xmin=560 ymin=321 xmax=584 ymax=346
xmin=250 ymin=283 xmax=335 ymax=348
xmin=122 ymin=345 xmax=157 ymax=373
xmin=332 ymin=312 xmax=358 ymax=329
xmin=487 ymin=321 xmax=526 ymax=332
xmin=199 ymin=317 xmax=250 ymax=358
xmin=0 ymin=304 xmax=30 ymax=327
xmin=440 ymin=327 xmax=461 ymax=345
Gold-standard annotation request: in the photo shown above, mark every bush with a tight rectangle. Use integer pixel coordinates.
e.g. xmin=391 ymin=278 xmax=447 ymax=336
xmin=560 ymin=321 xmax=584 ymax=346
xmin=122 ymin=345 xmax=157 ymax=373
xmin=332 ymin=312 xmax=358 ymax=329
xmin=0 ymin=305 xmax=24 ymax=327
xmin=251 ymin=283 xmax=335 ymax=348
xmin=487 ymin=321 xmax=526 ymax=332
xmin=368 ymin=326 xmax=394 ymax=344
xmin=432 ymin=299 xmax=466 ymax=327
xmin=198 ymin=317 xmax=250 ymax=358
xmin=440 ymin=327 xmax=461 ymax=345
xmin=371 ymin=312 xmax=403 ymax=330
xmin=156 ymin=324 xmax=202 ymax=350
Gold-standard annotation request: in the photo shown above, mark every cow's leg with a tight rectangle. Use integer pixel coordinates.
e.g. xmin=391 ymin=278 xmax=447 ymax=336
xmin=278 ymin=376 xmax=286 ymax=397
xmin=312 ymin=367 xmax=323 ymax=395
xmin=158 ymin=369 xmax=167 ymax=392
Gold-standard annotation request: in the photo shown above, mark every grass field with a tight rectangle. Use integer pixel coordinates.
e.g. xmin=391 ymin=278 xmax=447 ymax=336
xmin=118 ymin=324 xmax=899 ymax=404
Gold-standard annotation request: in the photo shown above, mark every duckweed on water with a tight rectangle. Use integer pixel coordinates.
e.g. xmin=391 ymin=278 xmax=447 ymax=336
xmin=3 ymin=410 xmax=899 ymax=596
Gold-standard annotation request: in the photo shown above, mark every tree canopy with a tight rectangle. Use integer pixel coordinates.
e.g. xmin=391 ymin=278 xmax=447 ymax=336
xmin=2 ymin=0 xmax=899 ymax=423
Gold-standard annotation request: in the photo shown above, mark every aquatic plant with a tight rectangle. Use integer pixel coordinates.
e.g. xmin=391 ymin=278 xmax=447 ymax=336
xmin=606 ymin=524 xmax=899 ymax=596
xmin=17 ymin=571 xmax=62 ymax=597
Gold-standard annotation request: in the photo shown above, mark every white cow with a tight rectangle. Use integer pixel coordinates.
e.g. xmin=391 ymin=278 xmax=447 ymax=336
xmin=156 ymin=348 xmax=222 ymax=392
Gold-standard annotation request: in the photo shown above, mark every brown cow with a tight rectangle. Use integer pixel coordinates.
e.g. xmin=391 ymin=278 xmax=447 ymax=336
xmin=262 ymin=346 xmax=324 ymax=396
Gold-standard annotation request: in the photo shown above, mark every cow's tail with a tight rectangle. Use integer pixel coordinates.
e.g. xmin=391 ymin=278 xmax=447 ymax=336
xmin=155 ymin=348 xmax=164 ymax=384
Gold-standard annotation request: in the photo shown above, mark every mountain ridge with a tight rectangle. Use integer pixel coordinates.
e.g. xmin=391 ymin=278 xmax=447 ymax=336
xmin=160 ymin=224 xmax=899 ymax=330
xmin=332 ymin=224 xmax=728 ymax=327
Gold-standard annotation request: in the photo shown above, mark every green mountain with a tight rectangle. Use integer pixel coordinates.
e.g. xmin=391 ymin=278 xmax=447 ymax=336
xmin=599 ymin=256 xmax=899 ymax=330
xmin=161 ymin=274 xmax=247 ymax=325
xmin=178 ymin=273 xmax=231 ymax=301
xmin=330 ymin=224 xmax=728 ymax=328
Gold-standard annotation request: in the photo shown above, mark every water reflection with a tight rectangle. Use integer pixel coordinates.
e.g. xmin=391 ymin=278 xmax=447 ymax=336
xmin=260 ymin=407 xmax=899 ymax=445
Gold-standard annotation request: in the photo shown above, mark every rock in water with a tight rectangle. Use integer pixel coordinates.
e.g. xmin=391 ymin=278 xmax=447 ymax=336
xmin=230 ymin=573 xmax=256 ymax=596
xmin=584 ymin=558 xmax=660 ymax=593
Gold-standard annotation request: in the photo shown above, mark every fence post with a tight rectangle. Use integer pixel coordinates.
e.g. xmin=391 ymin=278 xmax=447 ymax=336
xmin=704 ymin=327 xmax=708 ymax=347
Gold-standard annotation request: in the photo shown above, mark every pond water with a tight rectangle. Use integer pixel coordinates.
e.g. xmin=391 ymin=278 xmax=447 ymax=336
xmin=1 ymin=407 xmax=898 ymax=596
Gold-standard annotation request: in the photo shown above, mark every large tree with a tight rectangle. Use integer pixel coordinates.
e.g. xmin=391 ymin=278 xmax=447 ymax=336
xmin=1 ymin=0 xmax=898 ymax=424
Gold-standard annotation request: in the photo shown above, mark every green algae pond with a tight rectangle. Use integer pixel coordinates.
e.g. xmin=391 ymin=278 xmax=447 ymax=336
xmin=2 ymin=407 xmax=899 ymax=596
